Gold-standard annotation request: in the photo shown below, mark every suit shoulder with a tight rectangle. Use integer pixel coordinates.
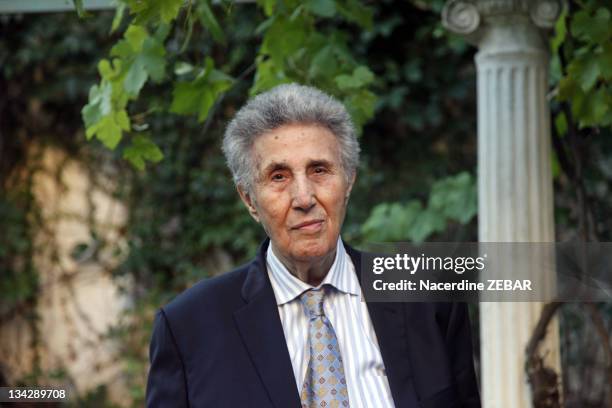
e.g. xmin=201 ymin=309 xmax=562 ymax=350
xmin=162 ymin=261 xmax=251 ymax=321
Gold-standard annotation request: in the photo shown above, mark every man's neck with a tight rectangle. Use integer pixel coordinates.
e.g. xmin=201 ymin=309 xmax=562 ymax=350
xmin=271 ymin=244 xmax=337 ymax=287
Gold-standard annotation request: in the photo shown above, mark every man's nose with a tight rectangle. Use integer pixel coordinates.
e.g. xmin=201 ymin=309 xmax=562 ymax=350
xmin=291 ymin=175 xmax=316 ymax=211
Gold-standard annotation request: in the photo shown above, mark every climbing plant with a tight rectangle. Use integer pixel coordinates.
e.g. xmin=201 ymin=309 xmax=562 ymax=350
xmin=76 ymin=3 xmax=480 ymax=403
xmin=80 ymin=0 xmax=378 ymax=170
xmin=5 ymin=0 xmax=611 ymax=406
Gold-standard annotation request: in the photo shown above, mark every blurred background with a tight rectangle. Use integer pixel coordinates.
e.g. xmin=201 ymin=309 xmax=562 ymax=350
xmin=0 ymin=0 xmax=610 ymax=406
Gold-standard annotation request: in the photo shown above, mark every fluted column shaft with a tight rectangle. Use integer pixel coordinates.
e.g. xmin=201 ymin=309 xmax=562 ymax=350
xmin=443 ymin=1 xmax=563 ymax=407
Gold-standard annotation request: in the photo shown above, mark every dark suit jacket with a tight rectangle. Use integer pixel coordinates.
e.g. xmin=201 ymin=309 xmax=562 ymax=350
xmin=146 ymin=239 xmax=481 ymax=408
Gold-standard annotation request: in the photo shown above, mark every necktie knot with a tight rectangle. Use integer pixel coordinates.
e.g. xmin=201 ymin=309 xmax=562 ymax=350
xmin=299 ymin=287 xmax=327 ymax=319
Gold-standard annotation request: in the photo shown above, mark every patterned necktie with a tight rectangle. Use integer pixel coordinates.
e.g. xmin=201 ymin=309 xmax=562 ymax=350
xmin=299 ymin=286 xmax=350 ymax=408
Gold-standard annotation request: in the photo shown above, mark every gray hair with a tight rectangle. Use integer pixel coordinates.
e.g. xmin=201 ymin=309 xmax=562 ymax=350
xmin=222 ymin=83 xmax=360 ymax=192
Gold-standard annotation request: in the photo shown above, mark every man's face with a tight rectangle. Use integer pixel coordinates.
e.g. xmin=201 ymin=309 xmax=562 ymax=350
xmin=238 ymin=124 xmax=355 ymax=264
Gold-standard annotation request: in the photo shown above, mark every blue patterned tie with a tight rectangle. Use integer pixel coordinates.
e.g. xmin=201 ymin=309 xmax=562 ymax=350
xmin=299 ymin=286 xmax=350 ymax=408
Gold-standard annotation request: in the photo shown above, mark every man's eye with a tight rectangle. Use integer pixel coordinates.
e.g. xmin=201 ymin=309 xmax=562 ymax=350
xmin=271 ymin=173 xmax=285 ymax=181
xmin=313 ymin=167 xmax=327 ymax=174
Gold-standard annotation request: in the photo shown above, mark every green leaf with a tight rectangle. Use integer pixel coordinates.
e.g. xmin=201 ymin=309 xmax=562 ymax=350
xmin=336 ymin=0 xmax=373 ymax=29
xmin=334 ymin=75 xmax=354 ymax=90
xmin=407 ymin=208 xmax=445 ymax=243
xmin=170 ymin=58 xmax=233 ymax=122
xmin=579 ymin=87 xmax=609 ymax=127
xmin=153 ymin=23 xmax=171 ymax=42
xmin=592 ymin=7 xmax=612 ymax=42
xmin=82 ymin=103 xmax=101 ymax=130
xmin=550 ymin=8 xmax=567 ymax=55
xmin=558 ymin=75 xmax=576 ymax=101
xmin=98 ymin=58 xmax=122 ymax=80
xmin=115 ymin=110 xmax=130 ymax=130
xmin=126 ymin=0 xmax=183 ymax=25
xmin=569 ymin=86 xmax=587 ymax=120
xmin=82 ymin=81 xmax=113 ymax=128
xmin=198 ymin=1 xmax=226 ymax=44
xmin=571 ymin=10 xmax=590 ymax=40
xmin=344 ymin=88 xmax=377 ymax=130
xmin=111 ymin=25 xmax=149 ymax=62
xmin=571 ymin=7 xmax=611 ymax=43
xmin=257 ymin=0 xmax=276 ymax=17
xmin=306 ymin=0 xmax=336 ymax=18
xmin=261 ymin=17 xmax=307 ymax=66
xmin=361 ymin=203 xmax=388 ymax=241
xmin=255 ymin=16 xmax=276 ymax=36
xmin=568 ymin=57 xmax=600 ymax=91
xmin=335 ymin=65 xmax=374 ymax=90
xmin=73 ymin=0 xmax=91 ymax=18
xmin=428 ymin=172 xmax=477 ymax=224
xmin=362 ymin=173 xmax=476 ymax=243
xmin=170 ymin=82 xmax=208 ymax=117
xmin=86 ymin=111 xmax=130 ymax=149
xmin=555 ymin=111 xmax=568 ymax=137
xmin=158 ymin=0 xmax=183 ymax=23
xmin=353 ymin=65 xmax=374 ymax=85
xmin=111 ymin=2 xmax=126 ymax=33
xmin=251 ymin=57 xmax=290 ymax=94
xmin=598 ymin=44 xmax=612 ymax=80
xmin=125 ymin=25 xmax=148 ymax=52
xmin=123 ymin=134 xmax=164 ymax=170
xmin=361 ymin=201 xmax=423 ymax=241
xmin=124 ymin=60 xmax=148 ymax=95
xmin=119 ymin=32 xmax=166 ymax=96
xmin=139 ymin=37 xmax=166 ymax=81
xmin=308 ymin=45 xmax=337 ymax=79
xmin=110 ymin=40 xmax=132 ymax=60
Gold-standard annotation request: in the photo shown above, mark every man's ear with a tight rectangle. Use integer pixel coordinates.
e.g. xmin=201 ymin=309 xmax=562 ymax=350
xmin=345 ymin=171 xmax=357 ymax=203
xmin=237 ymin=186 xmax=260 ymax=223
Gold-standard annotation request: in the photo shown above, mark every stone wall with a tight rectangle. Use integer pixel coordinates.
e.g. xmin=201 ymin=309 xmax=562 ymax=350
xmin=0 ymin=146 xmax=131 ymax=405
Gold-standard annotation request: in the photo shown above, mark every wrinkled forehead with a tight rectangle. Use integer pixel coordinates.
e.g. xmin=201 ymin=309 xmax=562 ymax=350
xmin=251 ymin=124 xmax=343 ymax=174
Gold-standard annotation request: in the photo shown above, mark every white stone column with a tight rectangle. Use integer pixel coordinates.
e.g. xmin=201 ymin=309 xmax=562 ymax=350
xmin=442 ymin=1 xmax=563 ymax=407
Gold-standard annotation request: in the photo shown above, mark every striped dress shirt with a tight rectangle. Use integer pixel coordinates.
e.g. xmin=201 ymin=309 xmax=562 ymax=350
xmin=266 ymin=238 xmax=396 ymax=408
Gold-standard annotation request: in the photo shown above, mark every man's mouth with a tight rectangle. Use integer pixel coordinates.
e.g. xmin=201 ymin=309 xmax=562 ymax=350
xmin=292 ymin=219 xmax=325 ymax=231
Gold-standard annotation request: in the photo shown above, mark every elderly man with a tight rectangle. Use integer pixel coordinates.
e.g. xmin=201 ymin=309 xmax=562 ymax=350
xmin=146 ymin=84 xmax=481 ymax=408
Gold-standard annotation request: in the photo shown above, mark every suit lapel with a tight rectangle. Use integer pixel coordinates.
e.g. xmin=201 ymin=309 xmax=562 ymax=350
xmin=345 ymin=244 xmax=420 ymax=408
xmin=233 ymin=240 xmax=301 ymax=408
xmin=233 ymin=239 xmax=419 ymax=408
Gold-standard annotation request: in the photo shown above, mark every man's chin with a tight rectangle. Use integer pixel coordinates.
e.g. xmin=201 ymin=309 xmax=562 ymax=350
xmin=289 ymin=240 xmax=336 ymax=262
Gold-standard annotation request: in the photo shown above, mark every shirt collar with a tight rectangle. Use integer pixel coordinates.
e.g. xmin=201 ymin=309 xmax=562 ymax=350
xmin=266 ymin=237 xmax=361 ymax=306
